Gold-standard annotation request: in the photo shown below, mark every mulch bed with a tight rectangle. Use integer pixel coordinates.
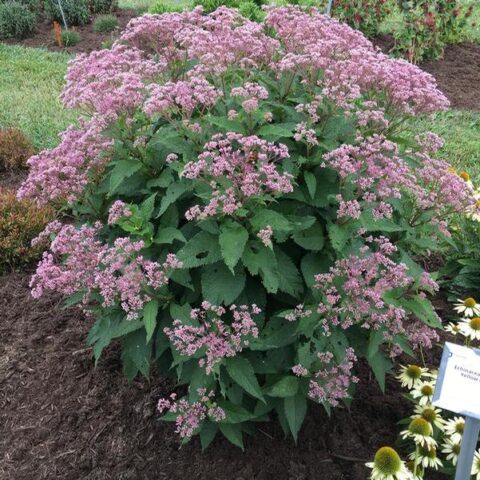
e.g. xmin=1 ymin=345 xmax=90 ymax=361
xmin=0 ymin=272 xmax=446 ymax=480
xmin=2 ymin=9 xmax=137 ymax=54
xmin=374 ymin=35 xmax=480 ymax=111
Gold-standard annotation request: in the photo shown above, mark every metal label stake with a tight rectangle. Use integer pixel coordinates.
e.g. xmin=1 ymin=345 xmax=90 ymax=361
xmin=433 ymin=342 xmax=480 ymax=480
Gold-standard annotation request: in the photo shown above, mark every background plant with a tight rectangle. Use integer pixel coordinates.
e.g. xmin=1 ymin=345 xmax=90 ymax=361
xmin=0 ymin=127 xmax=34 ymax=171
xmin=0 ymin=188 xmax=53 ymax=273
xmin=19 ymin=6 xmax=477 ymax=449
xmin=394 ymin=0 xmax=475 ymax=63
xmin=0 ymin=1 xmax=36 ymax=40
xmin=44 ymin=0 xmax=90 ymax=26
xmin=60 ymin=29 xmax=81 ymax=47
xmin=93 ymin=14 xmax=119 ymax=33
xmin=88 ymin=0 xmax=118 ymax=14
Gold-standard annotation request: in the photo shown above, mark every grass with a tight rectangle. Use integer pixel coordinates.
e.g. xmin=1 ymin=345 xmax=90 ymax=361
xmin=0 ymin=44 xmax=76 ymax=152
xmin=409 ymin=111 xmax=480 ymax=179
xmin=118 ymin=0 xmax=191 ymax=13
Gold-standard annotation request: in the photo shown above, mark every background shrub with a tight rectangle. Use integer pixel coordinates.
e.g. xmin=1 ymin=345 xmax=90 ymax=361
xmin=238 ymin=1 xmax=263 ymax=21
xmin=0 ymin=1 xmax=36 ymax=40
xmin=0 ymin=0 xmax=39 ymax=10
xmin=0 ymin=128 xmax=34 ymax=171
xmin=87 ymin=0 xmax=118 ymax=14
xmin=395 ymin=0 xmax=474 ymax=62
xmin=60 ymin=29 xmax=80 ymax=46
xmin=44 ymin=0 xmax=89 ymax=26
xmin=149 ymin=1 xmax=185 ymax=14
xmin=0 ymin=189 xmax=53 ymax=273
xmin=93 ymin=14 xmax=119 ymax=33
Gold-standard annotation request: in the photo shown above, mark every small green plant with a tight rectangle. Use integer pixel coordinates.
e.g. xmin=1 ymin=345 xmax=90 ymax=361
xmin=93 ymin=14 xmax=119 ymax=33
xmin=149 ymin=1 xmax=185 ymax=14
xmin=394 ymin=0 xmax=474 ymax=63
xmin=0 ymin=0 xmax=39 ymax=10
xmin=60 ymin=29 xmax=81 ymax=47
xmin=88 ymin=0 xmax=118 ymax=14
xmin=192 ymin=0 xmax=239 ymax=12
xmin=0 ymin=128 xmax=34 ymax=171
xmin=0 ymin=189 xmax=54 ymax=273
xmin=44 ymin=0 xmax=89 ymax=26
xmin=0 ymin=1 xmax=36 ymax=40
xmin=238 ymin=1 xmax=263 ymax=21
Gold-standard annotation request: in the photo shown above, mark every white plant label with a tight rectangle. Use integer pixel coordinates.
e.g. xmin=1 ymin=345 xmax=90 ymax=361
xmin=433 ymin=342 xmax=480 ymax=419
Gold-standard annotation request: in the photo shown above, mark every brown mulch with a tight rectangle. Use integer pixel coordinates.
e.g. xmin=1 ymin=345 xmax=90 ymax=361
xmin=374 ymin=35 xmax=480 ymax=111
xmin=2 ymin=9 xmax=137 ymax=54
xmin=421 ymin=42 xmax=480 ymax=111
xmin=0 ymin=272 xmax=446 ymax=480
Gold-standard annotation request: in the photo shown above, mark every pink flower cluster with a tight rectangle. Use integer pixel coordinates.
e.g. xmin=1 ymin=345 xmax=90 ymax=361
xmin=164 ymin=302 xmax=261 ymax=374
xmin=30 ymin=222 xmax=181 ymax=319
xmin=144 ymin=77 xmax=221 ymax=118
xmin=182 ymin=132 xmax=293 ymax=220
xmin=19 ymin=7 xmax=451 ymax=207
xmin=315 ymin=237 xmax=416 ymax=340
xmin=324 ymin=134 xmax=474 ymax=221
xmin=108 ymin=200 xmax=132 ymax=225
xmin=231 ymin=82 xmax=269 ymax=113
xmin=183 ymin=133 xmax=292 ymax=220
xmin=17 ymin=116 xmax=113 ymax=205
xmin=308 ymin=348 xmax=359 ymax=406
xmin=157 ymin=388 xmax=226 ymax=438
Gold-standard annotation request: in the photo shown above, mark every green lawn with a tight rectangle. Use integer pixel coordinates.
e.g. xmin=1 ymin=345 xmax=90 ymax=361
xmin=0 ymin=44 xmax=76 ymax=152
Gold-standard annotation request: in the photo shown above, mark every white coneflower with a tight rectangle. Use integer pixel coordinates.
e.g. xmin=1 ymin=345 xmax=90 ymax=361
xmin=441 ymin=438 xmax=461 ymax=466
xmin=405 ymin=461 xmax=424 ymax=480
xmin=472 ymin=449 xmax=480 ymax=479
xmin=366 ymin=447 xmax=413 ymax=480
xmin=444 ymin=417 xmax=465 ymax=443
xmin=412 ymin=404 xmax=445 ymax=430
xmin=411 ymin=382 xmax=435 ymax=406
xmin=408 ymin=445 xmax=443 ymax=470
xmin=453 ymin=297 xmax=480 ymax=317
xmin=459 ymin=317 xmax=480 ymax=341
xmin=444 ymin=322 xmax=461 ymax=335
xmin=401 ymin=418 xmax=437 ymax=448
xmin=397 ymin=365 xmax=429 ymax=390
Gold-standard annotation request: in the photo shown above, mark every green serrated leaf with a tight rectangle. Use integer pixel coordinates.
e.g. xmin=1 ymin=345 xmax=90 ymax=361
xmin=284 ymin=393 xmax=307 ymax=443
xmin=200 ymin=422 xmax=218 ymax=450
xmin=225 ymin=356 xmax=265 ymax=402
xmin=154 ymin=227 xmax=186 ymax=244
xmin=109 ymin=159 xmax=142 ymax=195
xmin=201 ymin=262 xmax=246 ymax=305
xmin=219 ymin=423 xmax=244 ymax=450
xmin=304 ymin=171 xmax=317 ymax=198
xmin=176 ymin=231 xmax=222 ymax=268
xmin=143 ymin=299 xmax=159 ymax=343
xmin=265 ymin=376 xmax=299 ymax=398
xmin=219 ymin=220 xmax=249 ymax=273
xmin=293 ymin=222 xmax=324 ymax=251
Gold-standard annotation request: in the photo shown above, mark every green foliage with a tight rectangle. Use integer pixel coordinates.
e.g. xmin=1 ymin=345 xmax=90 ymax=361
xmin=0 ymin=0 xmax=39 ymax=10
xmin=60 ymin=29 xmax=81 ymax=46
xmin=149 ymin=0 xmax=185 ymax=13
xmin=0 ymin=1 xmax=36 ymax=40
xmin=238 ymin=1 xmax=263 ymax=21
xmin=88 ymin=0 xmax=118 ymax=14
xmin=44 ymin=0 xmax=89 ymax=26
xmin=393 ymin=0 xmax=474 ymax=62
xmin=93 ymin=14 xmax=119 ymax=33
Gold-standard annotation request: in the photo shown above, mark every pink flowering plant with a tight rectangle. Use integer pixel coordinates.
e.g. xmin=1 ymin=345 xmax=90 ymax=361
xmin=20 ymin=6 xmax=478 ymax=448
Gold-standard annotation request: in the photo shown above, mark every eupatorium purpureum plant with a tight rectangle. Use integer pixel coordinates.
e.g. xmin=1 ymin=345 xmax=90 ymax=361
xmin=19 ymin=6 xmax=478 ymax=448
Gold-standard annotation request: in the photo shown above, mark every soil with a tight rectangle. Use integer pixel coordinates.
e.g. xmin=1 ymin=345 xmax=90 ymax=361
xmin=373 ymin=35 xmax=480 ymax=111
xmin=0 ymin=272 xmax=447 ymax=480
xmin=2 ymin=9 xmax=137 ymax=54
